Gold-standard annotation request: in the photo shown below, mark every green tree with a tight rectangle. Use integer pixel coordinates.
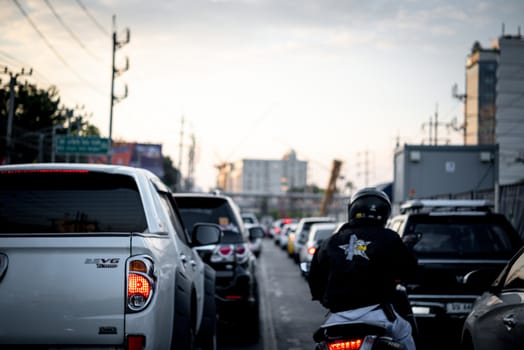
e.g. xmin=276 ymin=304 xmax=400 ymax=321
xmin=0 ymin=82 xmax=99 ymax=164
xmin=162 ymin=155 xmax=182 ymax=191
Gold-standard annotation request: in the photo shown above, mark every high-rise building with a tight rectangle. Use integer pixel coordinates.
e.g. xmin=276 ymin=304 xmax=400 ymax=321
xmin=495 ymin=33 xmax=524 ymax=185
xmin=464 ymin=29 xmax=524 ymax=185
xmin=465 ymin=42 xmax=498 ymax=145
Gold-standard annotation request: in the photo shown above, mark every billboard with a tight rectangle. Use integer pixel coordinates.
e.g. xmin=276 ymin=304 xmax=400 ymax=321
xmin=89 ymin=142 xmax=164 ymax=178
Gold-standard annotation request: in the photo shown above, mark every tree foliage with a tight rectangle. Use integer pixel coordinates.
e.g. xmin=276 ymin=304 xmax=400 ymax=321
xmin=0 ymin=82 xmax=99 ymax=164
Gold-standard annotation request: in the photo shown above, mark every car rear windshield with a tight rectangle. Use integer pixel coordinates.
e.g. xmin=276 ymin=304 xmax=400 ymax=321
xmin=406 ymin=215 xmax=521 ymax=258
xmin=0 ymin=170 xmax=147 ymax=234
xmin=175 ymin=196 xmax=240 ymax=233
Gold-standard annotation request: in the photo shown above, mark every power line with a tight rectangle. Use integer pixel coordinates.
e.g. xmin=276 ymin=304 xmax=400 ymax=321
xmin=75 ymin=0 xmax=110 ymax=37
xmin=43 ymin=0 xmax=101 ymax=61
xmin=12 ymin=0 xmax=105 ymax=97
xmin=13 ymin=0 xmax=73 ymax=72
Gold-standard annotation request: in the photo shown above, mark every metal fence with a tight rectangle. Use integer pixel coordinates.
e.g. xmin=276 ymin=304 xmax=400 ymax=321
xmin=430 ymin=183 xmax=524 ymax=241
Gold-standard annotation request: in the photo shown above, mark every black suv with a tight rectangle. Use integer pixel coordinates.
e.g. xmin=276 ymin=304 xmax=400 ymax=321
xmin=387 ymin=199 xmax=523 ymax=344
xmin=172 ymin=192 xmax=263 ymax=342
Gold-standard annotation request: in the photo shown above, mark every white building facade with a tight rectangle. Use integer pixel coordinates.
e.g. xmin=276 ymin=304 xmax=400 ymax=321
xmin=221 ymin=150 xmax=308 ymax=194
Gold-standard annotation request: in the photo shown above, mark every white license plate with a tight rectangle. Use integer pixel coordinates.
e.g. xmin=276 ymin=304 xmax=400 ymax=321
xmin=446 ymin=302 xmax=472 ymax=314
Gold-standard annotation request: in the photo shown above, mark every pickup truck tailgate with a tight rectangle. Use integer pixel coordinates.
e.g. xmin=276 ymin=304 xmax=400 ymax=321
xmin=0 ymin=236 xmax=130 ymax=345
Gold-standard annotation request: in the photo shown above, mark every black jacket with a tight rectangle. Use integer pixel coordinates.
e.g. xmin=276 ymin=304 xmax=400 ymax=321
xmin=307 ymin=221 xmax=418 ymax=313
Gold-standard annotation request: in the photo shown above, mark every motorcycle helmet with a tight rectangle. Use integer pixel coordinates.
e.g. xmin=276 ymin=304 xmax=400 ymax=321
xmin=348 ymin=187 xmax=391 ymax=226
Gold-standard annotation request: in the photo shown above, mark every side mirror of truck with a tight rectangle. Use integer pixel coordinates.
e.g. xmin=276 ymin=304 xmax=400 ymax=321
xmin=191 ymin=223 xmax=222 ymax=246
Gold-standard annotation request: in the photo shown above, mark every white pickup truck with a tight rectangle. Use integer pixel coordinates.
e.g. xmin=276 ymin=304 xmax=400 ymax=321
xmin=0 ymin=163 xmax=221 ymax=350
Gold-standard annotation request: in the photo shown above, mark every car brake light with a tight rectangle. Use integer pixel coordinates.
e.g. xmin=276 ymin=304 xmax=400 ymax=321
xmin=328 ymin=338 xmax=363 ymax=350
xmin=218 ymin=244 xmax=233 ymax=256
xmin=127 ymin=256 xmax=155 ymax=312
xmin=307 ymin=246 xmax=316 ymax=255
xmin=235 ymin=243 xmax=249 ymax=263
xmin=236 ymin=245 xmax=246 ymax=255
xmin=128 ymin=274 xmax=151 ymax=299
xmin=127 ymin=335 xmax=145 ymax=350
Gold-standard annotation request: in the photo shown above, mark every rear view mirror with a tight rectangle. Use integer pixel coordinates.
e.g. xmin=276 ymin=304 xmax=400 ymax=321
xmin=192 ymin=223 xmax=222 ymax=246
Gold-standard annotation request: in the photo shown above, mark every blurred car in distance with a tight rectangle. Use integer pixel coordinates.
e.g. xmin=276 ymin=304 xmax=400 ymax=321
xmin=278 ymin=222 xmax=297 ymax=250
xmin=299 ymin=222 xmax=342 ymax=278
xmin=461 ymin=244 xmax=524 ymax=350
xmin=245 ymin=223 xmax=265 ymax=257
xmin=173 ymin=192 xmax=261 ymax=342
xmin=292 ymin=216 xmax=336 ymax=263
xmin=241 ymin=212 xmax=259 ymax=225
xmin=270 ymin=217 xmax=296 ymax=240
xmin=387 ymin=199 xmax=523 ymax=346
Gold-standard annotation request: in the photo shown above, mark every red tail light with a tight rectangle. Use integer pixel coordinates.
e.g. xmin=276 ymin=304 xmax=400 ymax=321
xmin=218 ymin=244 xmax=233 ymax=256
xmin=236 ymin=245 xmax=246 ymax=255
xmin=127 ymin=335 xmax=145 ymax=350
xmin=328 ymin=338 xmax=363 ymax=350
xmin=307 ymin=246 xmax=316 ymax=255
xmin=128 ymin=274 xmax=151 ymax=299
xmin=127 ymin=256 xmax=155 ymax=312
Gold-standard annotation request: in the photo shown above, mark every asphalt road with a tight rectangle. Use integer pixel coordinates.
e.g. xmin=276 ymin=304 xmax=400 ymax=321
xmin=217 ymin=237 xmax=326 ymax=350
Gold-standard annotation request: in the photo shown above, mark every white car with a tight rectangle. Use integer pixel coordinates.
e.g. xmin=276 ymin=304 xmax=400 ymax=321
xmin=0 ymin=163 xmax=221 ymax=350
xmin=245 ymin=223 xmax=266 ymax=257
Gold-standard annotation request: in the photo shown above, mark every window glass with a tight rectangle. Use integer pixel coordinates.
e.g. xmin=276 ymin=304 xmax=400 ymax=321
xmin=159 ymin=193 xmax=189 ymax=244
xmin=410 ymin=220 xmax=515 ymax=257
xmin=0 ymin=171 xmax=147 ymax=233
xmin=175 ymin=197 xmax=240 ymax=233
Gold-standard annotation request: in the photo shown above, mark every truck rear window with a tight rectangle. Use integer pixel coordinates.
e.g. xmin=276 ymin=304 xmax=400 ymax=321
xmin=0 ymin=170 xmax=147 ymax=234
xmin=406 ymin=215 xmax=520 ymax=258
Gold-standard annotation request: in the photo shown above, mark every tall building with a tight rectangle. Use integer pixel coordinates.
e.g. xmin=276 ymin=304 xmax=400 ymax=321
xmin=464 ymin=29 xmax=524 ymax=185
xmin=217 ymin=150 xmax=308 ymax=194
xmin=495 ymin=33 xmax=524 ymax=185
xmin=465 ymin=42 xmax=498 ymax=145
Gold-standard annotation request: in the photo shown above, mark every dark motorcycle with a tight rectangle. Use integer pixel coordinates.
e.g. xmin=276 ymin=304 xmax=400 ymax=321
xmin=312 ymin=286 xmax=417 ymax=350
xmin=312 ymin=310 xmax=404 ymax=350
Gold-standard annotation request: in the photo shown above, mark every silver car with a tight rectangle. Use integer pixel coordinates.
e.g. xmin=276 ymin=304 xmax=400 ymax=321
xmin=292 ymin=216 xmax=336 ymax=263
xmin=0 ymin=163 xmax=221 ymax=349
xmin=298 ymin=222 xmax=341 ymax=278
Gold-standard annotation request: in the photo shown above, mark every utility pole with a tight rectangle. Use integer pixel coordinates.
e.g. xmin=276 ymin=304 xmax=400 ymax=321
xmin=452 ymin=83 xmax=467 ymax=144
xmin=2 ymin=66 xmax=32 ymax=164
xmin=178 ymin=115 xmax=184 ymax=173
xmin=422 ymin=103 xmax=447 ymax=145
xmin=186 ymin=133 xmax=195 ymax=191
xmin=108 ymin=15 xmax=129 ymax=164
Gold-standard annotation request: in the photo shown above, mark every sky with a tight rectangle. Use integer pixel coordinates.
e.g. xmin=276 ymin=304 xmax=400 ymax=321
xmin=1 ymin=0 xmax=523 ymax=191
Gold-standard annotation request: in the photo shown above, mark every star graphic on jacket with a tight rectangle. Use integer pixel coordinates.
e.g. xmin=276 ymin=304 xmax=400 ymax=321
xmin=339 ymin=234 xmax=372 ymax=261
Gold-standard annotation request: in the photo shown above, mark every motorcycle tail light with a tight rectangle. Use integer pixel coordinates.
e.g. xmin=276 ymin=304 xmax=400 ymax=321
xmin=127 ymin=256 xmax=155 ymax=312
xmin=327 ymin=339 xmax=362 ymax=350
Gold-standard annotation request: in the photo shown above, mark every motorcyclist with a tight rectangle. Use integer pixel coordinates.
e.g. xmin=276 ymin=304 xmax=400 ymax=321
xmin=307 ymin=187 xmax=418 ymax=350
